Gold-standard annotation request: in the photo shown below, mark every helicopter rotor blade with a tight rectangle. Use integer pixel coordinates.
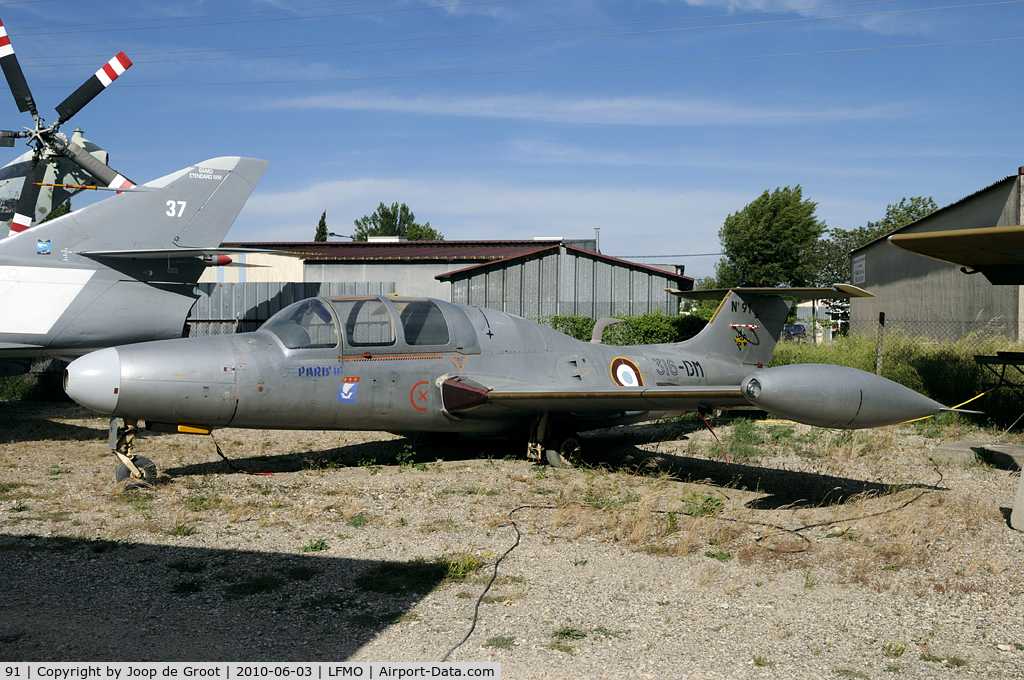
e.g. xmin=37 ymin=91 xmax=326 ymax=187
xmin=0 ymin=18 xmax=37 ymax=116
xmin=55 ymin=51 xmax=132 ymax=125
xmin=10 ymin=153 xmax=43 ymax=233
xmin=0 ymin=129 xmax=20 ymax=147
xmin=56 ymin=136 xmax=133 ymax=189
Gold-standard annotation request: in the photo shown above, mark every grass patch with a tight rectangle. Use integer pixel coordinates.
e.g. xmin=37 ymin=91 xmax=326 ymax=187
xmin=551 ymin=625 xmax=587 ymax=641
xmin=725 ymin=418 xmax=764 ymax=461
xmin=704 ymin=550 xmax=732 ymax=562
xmin=883 ymin=641 xmax=906 ymax=658
xmin=301 ymin=538 xmax=329 ymax=553
xmin=169 ymin=523 xmax=196 ymax=537
xmin=593 ymin=626 xmax=626 ymax=638
xmin=345 ymin=514 xmax=370 ymax=528
xmin=483 ymin=636 xmax=515 ymax=650
xmin=682 ymin=493 xmax=724 ymax=517
xmin=184 ymin=495 xmax=222 ymax=512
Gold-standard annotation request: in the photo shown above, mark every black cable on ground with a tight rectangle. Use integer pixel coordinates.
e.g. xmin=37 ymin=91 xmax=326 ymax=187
xmin=210 ymin=434 xmax=274 ymax=476
xmin=440 ymin=504 xmax=556 ymax=662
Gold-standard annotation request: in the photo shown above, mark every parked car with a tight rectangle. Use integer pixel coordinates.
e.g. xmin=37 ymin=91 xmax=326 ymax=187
xmin=783 ymin=324 xmax=807 ymax=340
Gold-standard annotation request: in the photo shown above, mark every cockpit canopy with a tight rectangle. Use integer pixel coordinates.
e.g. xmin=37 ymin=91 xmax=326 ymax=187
xmin=260 ymin=296 xmax=478 ymax=353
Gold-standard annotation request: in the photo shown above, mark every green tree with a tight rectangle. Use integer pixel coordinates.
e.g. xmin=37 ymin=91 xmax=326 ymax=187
xmin=807 ymin=196 xmax=938 ymax=286
xmin=681 ymin=276 xmax=723 ymax=321
xmin=352 ymin=202 xmax=443 ymax=241
xmin=314 ymin=210 xmax=328 ymax=242
xmin=42 ymin=199 xmax=71 ymax=223
xmin=806 ymin=196 xmax=937 ymax=334
xmin=715 ymin=186 xmax=825 ymax=288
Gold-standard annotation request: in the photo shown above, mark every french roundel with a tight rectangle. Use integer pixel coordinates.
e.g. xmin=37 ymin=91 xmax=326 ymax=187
xmin=610 ymin=357 xmax=644 ymax=387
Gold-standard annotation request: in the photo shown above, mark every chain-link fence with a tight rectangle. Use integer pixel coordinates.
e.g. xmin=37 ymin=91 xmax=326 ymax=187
xmin=848 ymin=316 xmax=1015 ymax=345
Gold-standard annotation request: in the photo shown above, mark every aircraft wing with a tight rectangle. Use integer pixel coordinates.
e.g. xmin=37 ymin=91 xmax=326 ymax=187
xmin=889 ymin=225 xmax=1024 ymax=266
xmin=666 ymin=284 xmax=873 ymax=301
xmin=78 ymin=247 xmax=301 ymax=259
xmin=442 ymin=376 xmax=748 ymax=417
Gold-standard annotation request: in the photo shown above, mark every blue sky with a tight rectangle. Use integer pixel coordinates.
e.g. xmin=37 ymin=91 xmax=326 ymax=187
xmin=2 ymin=0 xmax=1023 ymax=279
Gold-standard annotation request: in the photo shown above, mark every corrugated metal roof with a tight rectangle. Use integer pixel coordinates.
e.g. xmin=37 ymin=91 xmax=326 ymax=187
xmin=219 ymin=240 xmax=568 ymax=262
xmin=850 ymin=174 xmax=1019 ymax=254
xmin=435 ymin=244 xmax=694 ymax=285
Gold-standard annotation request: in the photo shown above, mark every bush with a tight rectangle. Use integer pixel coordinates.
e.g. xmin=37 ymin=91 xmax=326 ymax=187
xmin=542 ymin=312 xmax=707 ymax=345
xmin=0 ymin=370 xmax=70 ymax=402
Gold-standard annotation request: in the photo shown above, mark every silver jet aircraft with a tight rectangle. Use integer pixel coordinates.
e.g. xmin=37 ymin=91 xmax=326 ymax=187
xmin=0 ymin=156 xmax=269 ymax=377
xmin=65 ymin=285 xmax=962 ymax=481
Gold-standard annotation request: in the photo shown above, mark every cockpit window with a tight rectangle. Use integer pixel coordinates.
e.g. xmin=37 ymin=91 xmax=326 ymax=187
xmin=262 ymin=299 xmax=339 ymax=349
xmin=392 ymin=300 xmax=450 ymax=346
xmin=330 ymin=299 xmax=396 ymax=347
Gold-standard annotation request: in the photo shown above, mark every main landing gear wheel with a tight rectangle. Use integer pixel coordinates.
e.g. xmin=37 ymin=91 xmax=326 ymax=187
xmin=545 ymin=435 xmax=582 ymax=469
xmin=115 ymin=456 xmax=157 ymax=484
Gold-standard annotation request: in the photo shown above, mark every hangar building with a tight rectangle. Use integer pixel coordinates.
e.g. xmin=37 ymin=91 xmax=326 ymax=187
xmin=849 ymin=168 xmax=1024 ymax=341
xmin=195 ymin=237 xmax=692 ymax=329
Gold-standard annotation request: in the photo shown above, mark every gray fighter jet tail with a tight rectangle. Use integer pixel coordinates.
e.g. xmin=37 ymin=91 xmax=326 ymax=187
xmin=680 ymin=290 xmax=791 ymax=368
xmin=0 ymin=156 xmax=269 ymax=267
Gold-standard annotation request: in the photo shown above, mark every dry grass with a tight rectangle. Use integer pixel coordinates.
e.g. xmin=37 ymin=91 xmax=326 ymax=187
xmin=2 ymin=404 xmax=1019 ymax=609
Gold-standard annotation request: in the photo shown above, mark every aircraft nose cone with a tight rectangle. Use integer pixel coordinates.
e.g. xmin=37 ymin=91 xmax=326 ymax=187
xmin=64 ymin=348 xmax=121 ymax=414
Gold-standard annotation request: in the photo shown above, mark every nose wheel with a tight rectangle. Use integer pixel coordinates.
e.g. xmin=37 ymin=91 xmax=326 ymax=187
xmin=109 ymin=416 xmax=158 ymax=483
xmin=115 ymin=455 xmax=157 ymax=483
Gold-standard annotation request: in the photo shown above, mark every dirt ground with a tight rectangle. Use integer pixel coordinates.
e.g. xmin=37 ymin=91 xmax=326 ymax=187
xmin=1 ymin=401 xmax=1023 ymax=678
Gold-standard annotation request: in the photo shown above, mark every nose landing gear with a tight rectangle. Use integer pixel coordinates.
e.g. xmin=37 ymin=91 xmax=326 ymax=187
xmin=109 ymin=416 xmax=158 ymax=483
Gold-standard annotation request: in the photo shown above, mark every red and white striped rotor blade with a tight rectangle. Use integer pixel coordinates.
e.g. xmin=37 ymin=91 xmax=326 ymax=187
xmin=10 ymin=155 xmax=43 ymax=233
xmin=55 ymin=51 xmax=132 ymax=124
xmin=58 ymin=139 xmax=135 ymax=190
xmin=0 ymin=18 xmax=37 ymax=116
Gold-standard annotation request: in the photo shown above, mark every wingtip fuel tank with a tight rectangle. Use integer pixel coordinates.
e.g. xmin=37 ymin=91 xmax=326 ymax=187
xmin=740 ymin=364 xmax=948 ymax=429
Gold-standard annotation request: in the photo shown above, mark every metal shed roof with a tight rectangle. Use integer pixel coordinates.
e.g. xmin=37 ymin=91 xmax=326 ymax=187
xmin=434 ymin=244 xmax=694 ymax=286
xmin=219 ymin=240 xmax=585 ymax=263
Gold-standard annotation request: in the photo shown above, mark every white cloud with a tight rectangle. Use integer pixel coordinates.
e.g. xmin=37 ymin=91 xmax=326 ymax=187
xmin=270 ymin=91 xmax=906 ymax=127
xmin=674 ymin=0 xmax=941 ymax=36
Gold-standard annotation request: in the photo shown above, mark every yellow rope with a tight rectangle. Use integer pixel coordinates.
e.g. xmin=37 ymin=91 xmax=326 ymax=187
xmin=901 ymin=389 xmax=992 ymax=424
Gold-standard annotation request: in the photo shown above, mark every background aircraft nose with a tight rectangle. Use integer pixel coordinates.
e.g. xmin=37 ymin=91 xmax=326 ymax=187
xmin=64 ymin=348 xmax=121 ymax=414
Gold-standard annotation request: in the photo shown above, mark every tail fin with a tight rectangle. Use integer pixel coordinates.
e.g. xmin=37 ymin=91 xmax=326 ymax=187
xmin=0 ymin=156 xmax=268 ymax=255
xmin=671 ymin=285 xmax=873 ymax=370
xmin=683 ymin=290 xmax=791 ymax=369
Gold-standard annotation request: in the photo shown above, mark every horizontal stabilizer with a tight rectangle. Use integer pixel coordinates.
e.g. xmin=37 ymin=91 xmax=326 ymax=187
xmin=668 ymin=284 xmax=873 ymax=301
xmin=79 ymin=247 xmax=301 ymax=260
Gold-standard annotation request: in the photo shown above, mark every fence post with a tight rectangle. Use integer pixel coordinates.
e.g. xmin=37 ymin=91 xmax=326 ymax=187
xmin=875 ymin=312 xmax=885 ymax=376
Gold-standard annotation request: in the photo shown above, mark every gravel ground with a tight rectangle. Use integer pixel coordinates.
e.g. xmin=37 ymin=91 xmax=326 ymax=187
xmin=1 ymin=401 xmax=1023 ymax=679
